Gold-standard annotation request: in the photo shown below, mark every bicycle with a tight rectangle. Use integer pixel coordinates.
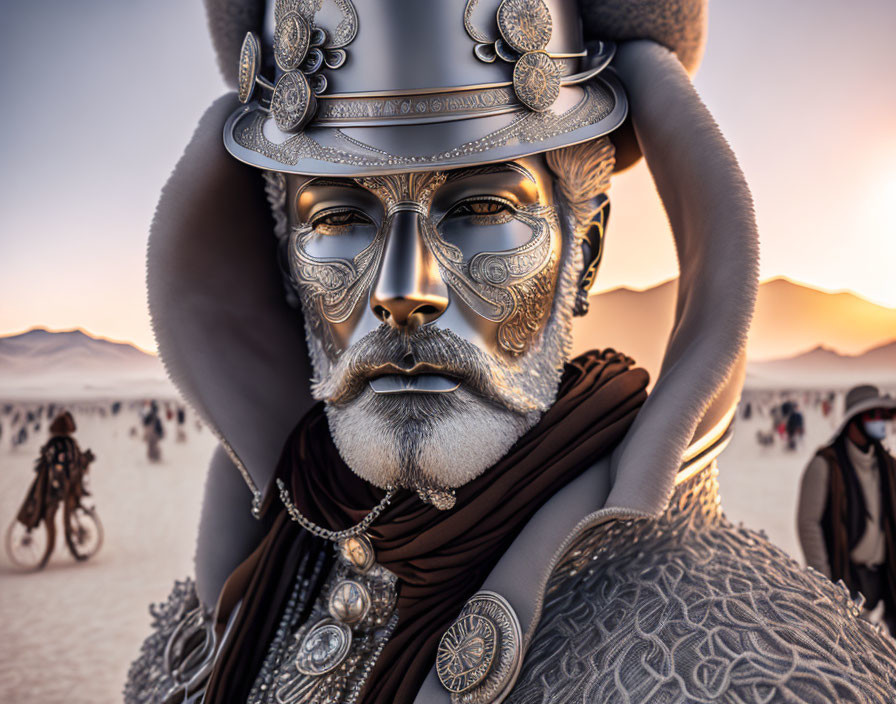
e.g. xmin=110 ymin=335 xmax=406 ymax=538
xmin=6 ymin=492 xmax=104 ymax=569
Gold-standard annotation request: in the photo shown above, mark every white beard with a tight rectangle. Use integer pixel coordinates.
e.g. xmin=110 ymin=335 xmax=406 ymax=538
xmin=325 ymin=387 xmax=537 ymax=492
xmin=302 ymin=209 xmax=583 ymax=493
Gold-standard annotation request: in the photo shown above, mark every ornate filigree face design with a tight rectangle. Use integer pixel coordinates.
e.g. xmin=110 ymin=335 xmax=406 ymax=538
xmin=287 ymin=159 xmax=561 ymax=361
xmin=279 ymin=153 xmax=602 ymax=498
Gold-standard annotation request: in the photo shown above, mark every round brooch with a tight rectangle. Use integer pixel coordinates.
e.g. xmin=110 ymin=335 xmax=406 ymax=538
xmin=295 ymin=618 xmax=352 ymax=676
xmin=513 ymin=51 xmax=561 ymax=112
xmin=271 ymin=71 xmax=317 ymax=132
xmin=436 ymin=591 xmax=522 ymax=703
xmin=237 ymin=32 xmax=261 ymax=104
xmin=328 ymin=579 xmax=371 ymax=625
xmin=497 ymin=0 xmax=553 ymax=54
xmin=274 ymin=11 xmax=312 ymax=72
xmin=436 ymin=614 xmax=497 ymax=693
xmin=338 ymin=533 xmax=376 ymax=574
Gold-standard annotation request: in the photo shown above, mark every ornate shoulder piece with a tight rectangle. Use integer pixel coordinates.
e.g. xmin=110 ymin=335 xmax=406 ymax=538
xmin=124 ymin=578 xmax=216 ymax=704
xmin=510 ymin=466 xmax=896 ymax=703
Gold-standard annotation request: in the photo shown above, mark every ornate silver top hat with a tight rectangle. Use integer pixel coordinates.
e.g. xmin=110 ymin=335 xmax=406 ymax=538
xmin=224 ymin=0 xmax=627 ymax=176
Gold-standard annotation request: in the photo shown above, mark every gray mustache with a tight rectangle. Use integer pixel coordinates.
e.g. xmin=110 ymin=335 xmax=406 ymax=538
xmin=315 ymin=325 xmax=505 ymax=405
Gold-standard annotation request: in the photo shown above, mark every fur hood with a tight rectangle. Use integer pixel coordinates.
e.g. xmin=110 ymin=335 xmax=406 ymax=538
xmin=147 ymin=1 xmax=758 ymax=616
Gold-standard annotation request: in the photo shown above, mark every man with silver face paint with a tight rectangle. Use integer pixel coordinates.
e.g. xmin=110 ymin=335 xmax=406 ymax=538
xmin=126 ymin=1 xmax=896 ymax=702
xmin=285 ymin=152 xmax=602 ymax=503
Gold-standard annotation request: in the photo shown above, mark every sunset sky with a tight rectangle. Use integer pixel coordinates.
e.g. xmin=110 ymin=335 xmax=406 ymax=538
xmin=1 ymin=0 xmax=894 ymax=352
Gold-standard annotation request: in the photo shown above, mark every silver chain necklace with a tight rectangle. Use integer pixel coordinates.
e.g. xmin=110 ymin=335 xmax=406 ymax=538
xmin=275 ymin=478 xmax=398 ymax=541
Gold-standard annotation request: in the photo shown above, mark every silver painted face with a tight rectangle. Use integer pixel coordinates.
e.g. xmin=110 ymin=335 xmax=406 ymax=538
xmin=284 ymin=157 xmax=582 ymax=495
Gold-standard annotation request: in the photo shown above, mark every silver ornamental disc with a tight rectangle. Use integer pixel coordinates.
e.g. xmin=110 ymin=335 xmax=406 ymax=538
xmin=338 ymin=533 xmax=375 ymax=573
xmin=497 ymin=0 xmax=553 ymax=54
xmin=295 ymin=619 xmax=352 ymax=676
xmin=436 ymin=614 xmax=497 ymax=693
xmin=271 ymin=71 xmax=316 ymax=132
xmin=274 ymin=11 xmax=312 ymax=72
xmin=513 ymin=51 xmax=561 ymax=112
xmin=237 ymin=32 xmax=261 ymax=104
xmin=436 ymin=592 xmax=522 ymax=704
xmin=328 ymin=579 xmax=371 ymax=625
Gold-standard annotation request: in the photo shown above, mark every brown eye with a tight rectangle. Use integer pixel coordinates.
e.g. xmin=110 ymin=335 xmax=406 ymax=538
xmin=312 ymin=208 xmax=373 ymax=234
xmin=447 ymin=197 xmax=515 ymax=223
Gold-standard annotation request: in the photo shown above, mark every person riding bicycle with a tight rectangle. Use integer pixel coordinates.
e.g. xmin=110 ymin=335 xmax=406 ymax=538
xmin=14 ymin=411 xmax=95 ymax=568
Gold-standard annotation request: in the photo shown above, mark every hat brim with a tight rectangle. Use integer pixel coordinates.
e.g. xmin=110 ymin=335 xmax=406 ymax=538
xmin=828 ymin=395 xmax=896 ymax=441
xmin=223 ymin=72 xmax=627 ymax=177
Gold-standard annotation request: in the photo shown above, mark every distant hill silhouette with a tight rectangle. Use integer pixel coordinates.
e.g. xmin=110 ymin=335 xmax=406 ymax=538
xmin=0 ymin=328 xmax=172 ymax=399
xmin=573 ymin=278 xmax=896 ymax=381
xmin=746 ymin=341 xmax=896 ymax=389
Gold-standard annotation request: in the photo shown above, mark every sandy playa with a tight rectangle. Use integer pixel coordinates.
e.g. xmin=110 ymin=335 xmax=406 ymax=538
xmin=0 ymin=393 xmax=888 ymax=702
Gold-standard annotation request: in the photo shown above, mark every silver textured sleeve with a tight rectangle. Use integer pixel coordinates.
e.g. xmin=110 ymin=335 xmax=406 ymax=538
xmin=797 ymin=454 xmax=832 ymax=578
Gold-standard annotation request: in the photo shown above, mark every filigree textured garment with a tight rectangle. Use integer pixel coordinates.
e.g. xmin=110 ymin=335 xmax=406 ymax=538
xmin=123 ymin=578 xmax=214 ymax=704
xmin=507 ymin=465 xmax=896 ymax=704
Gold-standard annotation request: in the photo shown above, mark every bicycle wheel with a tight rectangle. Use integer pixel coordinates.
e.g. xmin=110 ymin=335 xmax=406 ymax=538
xmin=5 ymin=519 xmax=49 ymax=570
xmin=64 ymin=504 xmax=103 ymax=561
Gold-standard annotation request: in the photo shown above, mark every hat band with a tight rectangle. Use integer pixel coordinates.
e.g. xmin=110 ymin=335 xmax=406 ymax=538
xmin=314 ymin=85 xmax=522 ymax=127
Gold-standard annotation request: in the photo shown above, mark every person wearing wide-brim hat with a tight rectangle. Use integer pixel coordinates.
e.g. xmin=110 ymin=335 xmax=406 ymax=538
xmin=798 ymin=384 xmax=896 ymax=632
xmin=125 ymin=0 xmax=896 ymax=701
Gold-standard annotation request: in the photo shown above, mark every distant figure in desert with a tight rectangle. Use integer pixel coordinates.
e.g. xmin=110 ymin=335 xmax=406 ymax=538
xmin=797 ymin=385 xmax=896 ymax=632
xmin=13 ymin=411 xmax=96 ymax=569
xmin=142 ymin=400 xmax=164 ymax=462
xmin=175 ymin=406 xmax=187 ymax=443
xmin=785 ymin=402 xmax=805 ymax=450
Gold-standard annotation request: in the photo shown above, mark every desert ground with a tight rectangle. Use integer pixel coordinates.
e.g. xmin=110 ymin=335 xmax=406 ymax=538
xmin=0 ymin=391 xmax=892 ymax=702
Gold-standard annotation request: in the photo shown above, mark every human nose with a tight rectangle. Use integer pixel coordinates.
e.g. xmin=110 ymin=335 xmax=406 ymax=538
xmin=370 ymin=209 xmax=449 ymax=329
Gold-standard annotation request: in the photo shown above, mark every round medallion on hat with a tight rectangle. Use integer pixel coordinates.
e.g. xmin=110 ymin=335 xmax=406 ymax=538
xmin=338 ymin=533 xmax=375 ymax=573
xmin=513 ymin=51 xmax=561 ymax=112
xmin=274 ymin=10 xmax=312 ymax=72
xmin=328 ymin=579 xmax=371 ymax=625
xmin=497 ymin=0 xmax=552 ymax=54
xmin=237 ymin=32 xmax=261 ymax=104
xmin=436 ymin=591 xmax=522 ymax=703
xmin=295 ymin=618 xmax=352 ymax=676
xmin=436 ymin=614 xmax=497 ymax=693
xmin=271 ymin=71 xmax=316 ymax=132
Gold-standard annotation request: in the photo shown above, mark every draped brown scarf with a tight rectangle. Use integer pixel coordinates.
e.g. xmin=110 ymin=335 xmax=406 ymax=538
xmin=205 ymin=349 xmax=648 ymax=704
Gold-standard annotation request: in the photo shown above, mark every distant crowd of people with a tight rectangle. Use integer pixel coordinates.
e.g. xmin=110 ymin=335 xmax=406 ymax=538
xmin=1 ymin=399 xmax=201 ymax=464
xmin=743 ymin=390 xmax=838 ymax=451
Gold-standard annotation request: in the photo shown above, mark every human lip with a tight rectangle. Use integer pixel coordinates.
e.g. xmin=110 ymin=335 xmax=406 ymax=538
xmin=366 ymin=363 xmax=461 ymax=395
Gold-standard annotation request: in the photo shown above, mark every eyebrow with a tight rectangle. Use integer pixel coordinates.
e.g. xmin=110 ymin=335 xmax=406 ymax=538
xmin=444 ymin=162 xmax=536 ymax=184
xmin=301 ymin=177 xmax=369 ymax=192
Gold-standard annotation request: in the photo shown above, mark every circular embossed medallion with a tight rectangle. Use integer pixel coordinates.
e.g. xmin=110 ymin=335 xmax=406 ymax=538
xmin=497 ymin=0 xmax=552 ymax=54
xmin=271 ymin=71 xmax=316 ymax=132
xmin=513 ymin=51 xmax=561 ymax=112
xmin=274 ymin=11 xmax=312 ymax=72
xmin=437 ymin=614 xmax=497 ymax=693
xmin=237 ymin=32 xmax=261 ymax=104
xmin=338 ymin=533 xmax=375 ymax=573
xmin=436 ymin=592 xmax=522 ymax=703
xmin=295 ymin=619 xmax=352 ymax=676
xmin=328 ymin=579 xmax=371 ymax=625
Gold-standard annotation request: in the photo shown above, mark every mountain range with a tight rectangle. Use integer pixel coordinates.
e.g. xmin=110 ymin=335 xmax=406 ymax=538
xmin=0 ymin=328 xmax=171 ymax=399
xmin=574 ymin=277 xmax=896 ymax=383
xmin=746 ymin=341 xmax=896 ymax=390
